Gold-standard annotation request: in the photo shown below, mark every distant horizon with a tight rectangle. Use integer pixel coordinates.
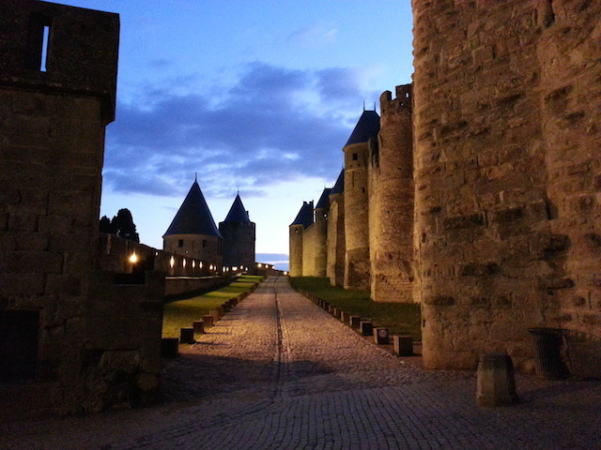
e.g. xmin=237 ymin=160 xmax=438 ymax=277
xmin=256 ymin=253 xmax=289 ymax=272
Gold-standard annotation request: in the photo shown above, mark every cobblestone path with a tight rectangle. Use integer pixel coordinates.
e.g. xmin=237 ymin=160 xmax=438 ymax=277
xmin=2 ymin=276 xmax=600 ymax=449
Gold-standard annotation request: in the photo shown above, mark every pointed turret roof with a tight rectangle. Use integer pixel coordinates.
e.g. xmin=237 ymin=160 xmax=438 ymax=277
xmin=222 ymin=194 xmax=251 ymax=224
xmin=330 ymin=169 xmax=345 ymax=195
xmin=290 ymin=201 xmax=314 ymax=228
xmin=344 ymin=110 xmax=380 ymax=147
xmin=163 ymin=180 xmax=222 ymax=237
xmin=315 ymin=188 xmax=331 ymax=210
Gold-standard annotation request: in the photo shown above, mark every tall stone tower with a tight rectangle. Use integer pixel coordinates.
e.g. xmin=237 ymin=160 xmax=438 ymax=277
xmin=311 ymin=188 xmax=331 ymax=277
xmin=327 ymin=170 xmax=346 ymax=286
xmin=288 ymin=201 xmax=313 ymax=277
xmin=0 ymin=1 xmax=166 ymax=415
xmin=412 ymin=0 xmax=601 ymax=376
xmin=163 ymin=179 xmax=223 ymax=268
xmin=219 ymin=193 xmax=256 ymax=271
xmin=368 ymin=85 xmax=414 ymax=302
xmin=343 ymin=110 xmax=380 ymax=290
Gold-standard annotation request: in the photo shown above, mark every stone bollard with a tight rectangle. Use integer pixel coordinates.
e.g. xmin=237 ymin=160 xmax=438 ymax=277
xmin=161 ymin=338 xmax=179 ymax=358
xmin=393 ymin=335 xmax=414 ymax=356
xmin=350 ymin=316 xmax=361 ymax=329
xmin=360 ymin=320 xmax=373 ymax=336
xmin=322 ymin=301 xmax=330 ymax=311
xmin=333 ymin=307 xmax=342 ymax=319
xmin=193 ymin=320 xmax=205 ymax=337
xmin=476 ymin=353 xmax=519 ymax=407
xmin=341 ymin=311 xmax=351 ymax=324
xmin=373 ymin=327 xmax=390 ymax=345
xmin=179 ymin=328 xmax=195 ymax=344
xmin=203 ymin=315 xmax=214 ymax=328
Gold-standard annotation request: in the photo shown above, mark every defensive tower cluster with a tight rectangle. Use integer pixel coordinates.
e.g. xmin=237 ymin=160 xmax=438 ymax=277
xmin=292 ymin=0 xmax=601 ymax=379
xmin=163 ymin=180 xmax=256 ymax=273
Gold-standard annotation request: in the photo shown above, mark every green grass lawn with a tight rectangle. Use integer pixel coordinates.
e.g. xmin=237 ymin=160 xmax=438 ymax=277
xmin=162 ymin=275 xmax=263 ymax=338
xmin=290 ymin=277 xmax=422 ymax=340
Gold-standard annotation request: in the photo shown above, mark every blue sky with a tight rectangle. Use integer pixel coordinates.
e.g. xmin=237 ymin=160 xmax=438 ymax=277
xmin=56 ymin=0 xmax=414 ymax=268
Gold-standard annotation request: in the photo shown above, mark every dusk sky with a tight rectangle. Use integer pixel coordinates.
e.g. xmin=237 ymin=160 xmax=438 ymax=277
xmin=56 ymin=0 xmax=414 ymax=269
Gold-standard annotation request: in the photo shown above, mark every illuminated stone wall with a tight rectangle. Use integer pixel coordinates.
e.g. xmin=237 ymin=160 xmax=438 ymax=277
xmin=413 ymin=0 xmax=601 ymax=376
xmin=368 ymin=86 xmax=414 ymax=303
xmin=343 ymin=141 xmax=371 ymax=290
xmin=326 ymin=191 xmax=345 ymax=286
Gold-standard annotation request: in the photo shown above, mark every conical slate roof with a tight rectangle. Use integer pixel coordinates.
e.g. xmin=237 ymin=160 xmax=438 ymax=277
xmin=163 ymin=181 xmax=222 ymax=237
xmin=222 ymin=194 xmax=251 ymax=224
xmin=330 ymin=169 xmax=344 ymax=195
xmin=315 ymin=188 xmax=331 ymax=210
xmin=290 ymin=201 xmax=314 ymax=227
xmin=344 ymin=110 xmax=380 ymax=147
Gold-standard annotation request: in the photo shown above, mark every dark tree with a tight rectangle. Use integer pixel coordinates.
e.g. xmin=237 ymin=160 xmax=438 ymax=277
xmin=99 ymin=215 xmax=115 ymax=234
xmin=111 ymin=208 xmax=140 ymax=243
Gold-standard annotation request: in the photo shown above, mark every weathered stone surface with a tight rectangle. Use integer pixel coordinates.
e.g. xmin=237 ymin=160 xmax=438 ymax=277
xmin=0 ymin=2 xmax=166 ymax=417
xmin=414 ymin=0 xmax=601 ymax=375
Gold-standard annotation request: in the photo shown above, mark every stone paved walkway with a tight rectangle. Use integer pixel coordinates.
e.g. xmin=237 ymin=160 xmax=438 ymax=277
xmin=1 ymin=276 xmax=600 ymax=449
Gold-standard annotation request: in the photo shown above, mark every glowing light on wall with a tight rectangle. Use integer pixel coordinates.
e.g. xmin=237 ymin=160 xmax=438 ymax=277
xmin=192 ymin=260 xmax=196 ymax=268
xmin=170 ymin=256 xmax=175 ymax=268
xmin=129 ymin=253 xmax=138 ymax=263
xmin=182 ymin=258 xmax=186 ymax=268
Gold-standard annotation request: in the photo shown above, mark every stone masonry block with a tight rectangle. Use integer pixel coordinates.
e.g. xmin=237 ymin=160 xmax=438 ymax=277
xmin=0 ymin=273 xmax=45 ymax=295
xmin=0 ymin=251 xmax=63 ymax=274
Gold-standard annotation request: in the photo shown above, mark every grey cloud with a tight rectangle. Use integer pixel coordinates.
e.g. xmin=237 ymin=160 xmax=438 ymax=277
xmin=104 ymin=62 xmax=372 ymax=198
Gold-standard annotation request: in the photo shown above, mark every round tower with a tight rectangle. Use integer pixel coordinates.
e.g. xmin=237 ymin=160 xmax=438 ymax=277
xmin=369 ymin=85 xmax=414 ymax=303
xmin=219 ymin=194 xmax=256 ymax=272
xmin=327 ymin=170 xmax=346 ymax=286
xmin=343 ymin=110 xmax=380 ymax=290
xmin=163 ymin=180 xmax=223 ymax=269
xmin=288 ymin=201 xmax=314 ymax=277
xmin=312 ymin=188 xmax=331 ymax=277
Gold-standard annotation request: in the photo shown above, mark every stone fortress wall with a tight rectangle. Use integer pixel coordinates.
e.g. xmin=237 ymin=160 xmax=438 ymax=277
xmin=291 ymin=0 xmax=601 ymax=377
xmin=0 ymin=0 xmax=165 ymax=415
xmin=369 ymin=86 xmax=414 ymax=304
xmin=413 ymin=0 xmax=601 ymax=376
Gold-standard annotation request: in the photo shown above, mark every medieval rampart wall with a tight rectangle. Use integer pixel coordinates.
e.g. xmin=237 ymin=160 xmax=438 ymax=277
xmin=343 ymin=142 xmax=370 ymax=289
xmin=302 ymin=222 xmax=317 ymax=276
xmin=413 ymin=0 xmax=601 ymax=376
xmin=369 ymin=85 xmax=415 ymax=303
xmin=289 ymin=224 xmax=304 ymax=277
xmin=312 ymin=209 xmax=328 ymax=277
xmin=0 ymin=1 xmax=166 ymax=415
xmin=537 ymin=0 xmax=601 ymax=377
xmin=326 ymin=194 xmax=345 ymax=286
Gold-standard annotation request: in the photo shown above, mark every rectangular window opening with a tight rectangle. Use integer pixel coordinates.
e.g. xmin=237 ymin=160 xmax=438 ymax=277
xmin=0 ymin=310 xmax=39 ymax=382
xmin=40 ymin=25 xmax=50 ymax=72
xmin=26 ymin=14 xmax=52 ymax=72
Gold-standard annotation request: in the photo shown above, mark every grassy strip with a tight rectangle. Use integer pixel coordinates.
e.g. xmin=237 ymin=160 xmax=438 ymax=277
xmin=290 ymin=276 xmax=422 ymax=340
xmin=162 ymin=275 xmax=263 ymax=338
